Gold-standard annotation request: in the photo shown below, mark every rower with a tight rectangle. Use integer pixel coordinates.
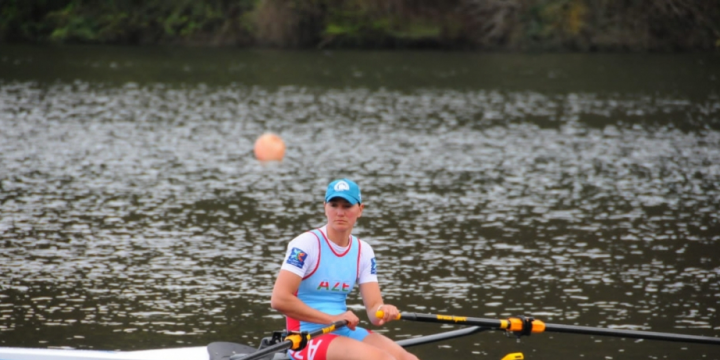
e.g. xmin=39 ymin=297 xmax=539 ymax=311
xmin=270 ymin=179 xmax=418 ymax=360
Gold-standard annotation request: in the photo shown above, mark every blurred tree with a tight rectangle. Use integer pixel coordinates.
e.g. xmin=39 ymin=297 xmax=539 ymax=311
xmin=0 ymin=0 xmax=71 ymax=42
xmin=0 ymin=0 xmax=717 ymax=50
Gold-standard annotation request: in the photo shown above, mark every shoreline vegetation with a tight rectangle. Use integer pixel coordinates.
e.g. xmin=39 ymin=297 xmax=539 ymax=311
xmin=1 ymin=0 xmax=719 ymax=51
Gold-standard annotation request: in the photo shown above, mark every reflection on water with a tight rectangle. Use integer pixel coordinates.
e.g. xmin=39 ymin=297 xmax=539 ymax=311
xmin=1 ymin=50 xmax=719 ymax=360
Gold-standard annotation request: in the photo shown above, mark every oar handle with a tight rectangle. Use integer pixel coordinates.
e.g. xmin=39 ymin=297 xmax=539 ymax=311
xmin=375 ymin=310 xmax=401 ymax=320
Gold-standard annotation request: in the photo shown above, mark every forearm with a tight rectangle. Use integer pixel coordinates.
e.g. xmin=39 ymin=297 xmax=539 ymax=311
xmin=365 ymin=301 xmax=383 ymax=322
xmin=271 ymin=292 xmax=336 ymax=325
xmin=359 ymin=282 xmax=385 ymax=325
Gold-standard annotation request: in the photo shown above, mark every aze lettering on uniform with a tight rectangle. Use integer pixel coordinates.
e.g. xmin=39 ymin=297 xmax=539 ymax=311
xmin=317 ymin=281 xmax=351 ymax=292
xmin=292 ymin=339 xmax=323 ymax=360
xmin=370 ymin=257 xmax=377 ymax=275
xmin=308 ymin=339 xmax=323 ymax=360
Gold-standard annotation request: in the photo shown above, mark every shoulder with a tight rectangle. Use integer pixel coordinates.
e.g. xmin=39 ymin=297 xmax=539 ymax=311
xmin=356 ymin=238 xmax=378 ymax=280
xmin=357 ymin=238 xmax=376 ymax=263
xmin=357 ymin=238 xmax=375 ymax=253
xmin=280 ymin=231 xmax=322 ymax=275
xmin=288 ymin=230 xmax=321 ymax=249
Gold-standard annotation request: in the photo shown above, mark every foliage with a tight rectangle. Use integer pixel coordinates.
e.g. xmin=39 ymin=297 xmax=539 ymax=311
xmin=0 ymin=0 xmax=70 ymax=42
xmin=1 ymin=0 xmax=259 ymax=45
xmin=0 ymin=0 xmax=718 ymax=50
xmin=317 ymin=0 xmax=463 ymax=47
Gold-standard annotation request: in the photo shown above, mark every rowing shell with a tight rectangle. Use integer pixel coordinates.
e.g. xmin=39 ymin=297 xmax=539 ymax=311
xmin=0 ymin=326 xmax=487 ymax=360
xmin=5 ymin=311 xmax=715 ymax=360
xmin=0 ymin=342 xmax=279 ymax=360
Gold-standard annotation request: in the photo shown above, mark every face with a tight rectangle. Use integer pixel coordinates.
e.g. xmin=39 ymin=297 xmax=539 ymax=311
xmin=324 ymin=197 xmax=364 ymax=232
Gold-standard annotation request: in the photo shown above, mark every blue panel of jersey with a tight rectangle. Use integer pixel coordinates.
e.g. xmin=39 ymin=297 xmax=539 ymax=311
xmin=296 ymin=229 xmax=359 ymax=332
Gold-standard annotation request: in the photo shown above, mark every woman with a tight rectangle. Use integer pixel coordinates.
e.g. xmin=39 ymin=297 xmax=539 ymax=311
xmin=271 ymin=179 xmax=419 ymax=360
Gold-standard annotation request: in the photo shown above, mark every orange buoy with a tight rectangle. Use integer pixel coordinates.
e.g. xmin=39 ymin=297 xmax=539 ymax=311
xmin=254 ymin=133 xmax=286 ymax=161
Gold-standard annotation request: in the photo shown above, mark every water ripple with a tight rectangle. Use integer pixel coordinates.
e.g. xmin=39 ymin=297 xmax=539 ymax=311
xmin=1 ymin=81 xmax=719 ymax=357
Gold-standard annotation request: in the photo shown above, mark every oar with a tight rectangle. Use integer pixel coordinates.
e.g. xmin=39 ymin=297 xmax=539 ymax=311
xmin=229 ymin=320 xmax=348 ymax=360
xmin=377 ymin=311 xmax=720 ymax=346
xmin=396 ymin=325 xmax=489 ymax=347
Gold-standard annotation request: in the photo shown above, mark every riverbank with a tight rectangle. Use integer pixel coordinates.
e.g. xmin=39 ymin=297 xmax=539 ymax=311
xmin=2 ymin=45 xmax=718 ymax=108
xmin=1 ymin=0 xmax=719 ymax=51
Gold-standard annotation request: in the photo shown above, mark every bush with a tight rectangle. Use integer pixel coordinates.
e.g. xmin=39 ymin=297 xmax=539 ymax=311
xmin=1 ymin=0 xmax=718 ymax=50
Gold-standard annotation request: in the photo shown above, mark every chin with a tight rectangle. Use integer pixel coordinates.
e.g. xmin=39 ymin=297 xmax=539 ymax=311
xmin=332 ymin=223 xmax=351 ymax=230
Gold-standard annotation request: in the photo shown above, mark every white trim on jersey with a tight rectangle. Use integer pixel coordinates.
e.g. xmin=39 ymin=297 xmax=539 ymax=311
xmin=280 ymin=226 xmax=378 ymax=284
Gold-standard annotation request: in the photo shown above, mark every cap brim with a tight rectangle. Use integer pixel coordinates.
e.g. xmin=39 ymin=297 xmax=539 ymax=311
xmin=325 ymin=193 xmax=359 ymax=205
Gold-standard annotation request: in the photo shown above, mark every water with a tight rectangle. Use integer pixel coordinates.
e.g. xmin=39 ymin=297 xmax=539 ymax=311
xmin=1 ymin=45 xmax=719 ymax=360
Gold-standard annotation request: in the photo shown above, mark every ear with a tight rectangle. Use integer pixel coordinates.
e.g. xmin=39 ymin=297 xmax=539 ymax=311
xmin=357 ymin=203 xmax=365 ymax=217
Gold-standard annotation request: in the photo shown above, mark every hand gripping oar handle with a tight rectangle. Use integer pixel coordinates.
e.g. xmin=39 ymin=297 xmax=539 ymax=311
xmin=378 ymin=311 xmax=720 ymax=345
xmin=230 ymin=320 xmax=348 ymax=360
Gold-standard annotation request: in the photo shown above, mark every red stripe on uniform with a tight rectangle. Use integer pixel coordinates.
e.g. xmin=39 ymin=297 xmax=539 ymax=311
xmin=286 ymin=290 xmax=300 ymax=331
xmin=319 ymin=228 xmax=352 ymax=257
xmin=356 ymin=239 xmax=362 ymax=280
xmin=303 ymin=231 xmax=322 ymax=280
xmin=288 ymin=334 xmax=338 ymax=360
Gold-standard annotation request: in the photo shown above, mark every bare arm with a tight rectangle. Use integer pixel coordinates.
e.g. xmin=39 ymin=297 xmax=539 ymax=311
xmin=359 ymin=281 xmax=399 ymax=326
xmin=271 ymin=270 xmax=359 ymax=329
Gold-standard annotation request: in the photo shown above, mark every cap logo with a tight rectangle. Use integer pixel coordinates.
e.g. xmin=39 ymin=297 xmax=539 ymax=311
xmin=334 ymin=181 xmax=350 ymax=192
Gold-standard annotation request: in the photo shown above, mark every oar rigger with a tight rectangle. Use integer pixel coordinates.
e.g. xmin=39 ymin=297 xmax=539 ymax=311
xmin=258 ymin=329 xmax=310 ymax=351
xmin=230 ymin=320 xmax=348 ymax=360
xmin=284 ymin=330 xmax=310 ymax=351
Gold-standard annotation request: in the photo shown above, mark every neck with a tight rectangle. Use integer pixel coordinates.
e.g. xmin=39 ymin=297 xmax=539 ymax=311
xmin=325 ymin=225 xmax=351 ymax=247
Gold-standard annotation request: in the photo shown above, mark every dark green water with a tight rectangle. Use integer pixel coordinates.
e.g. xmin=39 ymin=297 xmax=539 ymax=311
xmin=1 ymin=45 xmax=719 ymax=360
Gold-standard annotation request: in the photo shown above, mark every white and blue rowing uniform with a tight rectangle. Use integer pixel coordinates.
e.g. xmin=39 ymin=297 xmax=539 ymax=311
xmin=281 ymin=226 xmax=377 ymax=359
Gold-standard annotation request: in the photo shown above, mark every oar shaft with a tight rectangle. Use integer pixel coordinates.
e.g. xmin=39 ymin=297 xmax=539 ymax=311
xmin=392 ymin=312 xmax=720 ymax=346
xmin=544 ymin=323 xmax=720 ymax=345
xmin=396 ymin=326 xmax=489 ymax=348
xmin=395 ymin=312 xmax=545 ymax=334
xmin=400 ymin=312 xmax=505 ymax=328
xmin=230 ymin=320 xmax=348 ymax=360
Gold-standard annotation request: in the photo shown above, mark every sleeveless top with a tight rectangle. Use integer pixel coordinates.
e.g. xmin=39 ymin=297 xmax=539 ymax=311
xmin=286 ymin=228 xmax=362 ymax=332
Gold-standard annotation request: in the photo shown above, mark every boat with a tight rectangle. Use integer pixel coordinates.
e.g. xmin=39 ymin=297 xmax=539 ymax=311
xmin=2 ymin=311 xmax=718 ymax=360
xmin=0 ymin=342 xmax=276 ymax=360
xmin=0 ymin=325 xmax=485 ymax=360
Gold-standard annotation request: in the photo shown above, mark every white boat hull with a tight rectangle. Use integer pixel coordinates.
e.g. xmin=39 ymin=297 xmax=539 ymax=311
xmin=0 ymin=325 xmax=487 ymax=360
xmin=0 ymin=346 xmax=211 ymax=360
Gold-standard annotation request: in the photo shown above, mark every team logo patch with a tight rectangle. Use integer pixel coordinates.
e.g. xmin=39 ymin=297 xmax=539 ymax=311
xmin=371 ymin=257 xmax=377 ymax=275
xmin=334 ymin=181 xmax=350 ymax=191
xmin=286 ymin=247 xmax=308 ymax=269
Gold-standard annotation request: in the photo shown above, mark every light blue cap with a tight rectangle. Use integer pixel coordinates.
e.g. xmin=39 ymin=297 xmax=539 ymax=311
xmin=325 ymin=179 xmax=362 ymax=205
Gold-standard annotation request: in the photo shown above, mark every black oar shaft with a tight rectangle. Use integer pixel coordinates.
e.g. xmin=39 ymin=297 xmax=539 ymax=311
xmin=230 ymin=320 xmax=348 ymax=360
xmin=396 ymin=326 xmax=489 ymax=348
xmin=401 ymin=312 xmax=505 ymax=328
xmin=397 ymin=312 xmax=720 ymax=346
xmin=544 ymin=323 xmax=720 ymax=345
